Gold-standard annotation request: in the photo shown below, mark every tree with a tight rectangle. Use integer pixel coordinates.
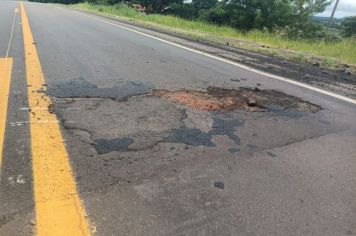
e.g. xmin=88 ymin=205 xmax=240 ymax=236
xmin=133 ymin=0 xmax=184 ymax=12
xmin=166 ymin=3 xmax=197 ymax=19
xmin=216 ymin=0 xmax=330 ymax=31
xmin=192 ymin=0 xmax=217 ymax=10
xmin=198 ymin=5 xmax=228 ymax=25
xmin=341 ymin=16 xmax=356 ymax=37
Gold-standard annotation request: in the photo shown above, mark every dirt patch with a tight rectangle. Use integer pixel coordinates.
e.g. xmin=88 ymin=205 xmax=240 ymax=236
xmin=154 ymin=87 xmax=321 ymax=113
xmin=154 ymin=89 xmax=243 ymax=111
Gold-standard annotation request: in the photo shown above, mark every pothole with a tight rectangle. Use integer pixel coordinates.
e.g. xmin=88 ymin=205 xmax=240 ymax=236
xmin=153 ymin=87 xmax=321 ymax=113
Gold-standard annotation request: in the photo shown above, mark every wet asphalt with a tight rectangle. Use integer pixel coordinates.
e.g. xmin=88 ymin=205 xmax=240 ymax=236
xmin=1 ymin=1 xmax=356 ymax=235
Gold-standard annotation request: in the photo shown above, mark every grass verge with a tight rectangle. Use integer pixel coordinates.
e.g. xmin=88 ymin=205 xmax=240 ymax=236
xmin=71 ymin=2 xmax=356 ymax=67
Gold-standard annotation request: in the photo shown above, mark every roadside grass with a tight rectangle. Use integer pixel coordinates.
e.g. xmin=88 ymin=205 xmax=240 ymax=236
xmin=71 ymin=2 xmax=356 ymax=66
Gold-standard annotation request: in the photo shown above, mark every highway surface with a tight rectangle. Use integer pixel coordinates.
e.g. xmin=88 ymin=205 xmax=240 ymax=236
xmin=0 ymin=1 xmax=356 ymax=235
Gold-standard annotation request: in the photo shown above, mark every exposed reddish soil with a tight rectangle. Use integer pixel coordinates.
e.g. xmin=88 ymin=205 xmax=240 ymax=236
xmin=153 ymin=87 xmax=321 ymax=113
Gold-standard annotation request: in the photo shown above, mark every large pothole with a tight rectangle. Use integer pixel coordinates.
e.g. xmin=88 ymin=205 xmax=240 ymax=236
xmin=153 ymin=87 xmax=322 ymax=113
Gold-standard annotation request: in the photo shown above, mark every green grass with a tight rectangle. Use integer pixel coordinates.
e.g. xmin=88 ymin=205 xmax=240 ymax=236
xmin=71 ymin=2 xmax=356 ymax=65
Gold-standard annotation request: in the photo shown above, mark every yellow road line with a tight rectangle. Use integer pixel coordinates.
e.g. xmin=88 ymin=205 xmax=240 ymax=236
xmin=20 ymin=2 xmax=91 ymax=236
xmin=0 ymin=58 xmax=13 ymax=168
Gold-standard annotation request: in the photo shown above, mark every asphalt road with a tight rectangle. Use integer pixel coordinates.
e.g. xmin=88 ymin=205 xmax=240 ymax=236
xmin=0 ymin=1 xmax=356 ymax=235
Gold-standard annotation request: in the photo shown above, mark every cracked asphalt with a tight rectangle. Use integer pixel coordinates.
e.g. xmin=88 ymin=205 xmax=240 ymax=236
xmin=1 ymin=1 xmax=356 ymax=235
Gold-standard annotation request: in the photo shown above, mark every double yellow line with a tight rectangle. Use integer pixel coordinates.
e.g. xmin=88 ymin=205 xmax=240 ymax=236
xmin=1 ymin=2 xmax=92 ymax=235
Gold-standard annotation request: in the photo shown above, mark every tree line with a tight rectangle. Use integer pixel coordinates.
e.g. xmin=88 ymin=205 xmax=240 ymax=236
xmin=29 ymin=0 xmax=356 ymax=39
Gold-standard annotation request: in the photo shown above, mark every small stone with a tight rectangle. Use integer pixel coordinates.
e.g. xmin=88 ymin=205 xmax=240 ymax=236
xmin=247 ymin=99 xmax=257 ymax=107
xmin=214 ymin=181 xmax=224 ymax=189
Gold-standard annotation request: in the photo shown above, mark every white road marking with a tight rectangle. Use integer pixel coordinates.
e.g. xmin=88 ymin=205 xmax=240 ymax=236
xmin=5 ymin=7 xmax=18 ymax=58
xmin=8 ymin=176 xmax=14 ymax=184
xmin=10 ymin=120 xmax=59 ymax=127
xmin=16 ymin=175 xmax=26 ymax=184
xmin=75 ymin=11 xmax=356 ymax=105
xmin=7 ymin=175 xmax=26 ymax=185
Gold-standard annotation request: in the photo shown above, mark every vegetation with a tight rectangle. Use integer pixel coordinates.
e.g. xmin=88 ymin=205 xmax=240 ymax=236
xmin=29 ymin=0 xmax=356 ymax=65
xmin=341 ymin=16 xmax=356 ymax=37
xmin=80 ymin=0 xmax=332 ymax=35
xmin=68 ymin=2 xmax=356 ymax=65
xmin=32 ymin=0 xmax=331 ymax=33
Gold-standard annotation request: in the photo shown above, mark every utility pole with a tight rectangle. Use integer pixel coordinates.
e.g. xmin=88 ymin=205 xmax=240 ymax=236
xmin=328 ymin=0 xmax=340 ymax=27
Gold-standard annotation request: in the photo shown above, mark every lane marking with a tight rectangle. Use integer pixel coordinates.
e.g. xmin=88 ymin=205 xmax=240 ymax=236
xmin=6 ymin=7 xmax=19 ymax=58
xmin=19 ymin=107 xmax=53 ymax=111
xmin=76 ymin=11 xmax=356 ymax=105
xmin=0 ymin=58 xmax=13 ymax=168
xmin=10 ymin=120 xmax=59 ymax=127
xmin=20 ymin=3 xmax=91 ymax=236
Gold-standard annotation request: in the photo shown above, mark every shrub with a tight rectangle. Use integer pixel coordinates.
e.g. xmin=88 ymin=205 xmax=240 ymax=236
xmin=341 ymin=16 xmax=356 ymax=37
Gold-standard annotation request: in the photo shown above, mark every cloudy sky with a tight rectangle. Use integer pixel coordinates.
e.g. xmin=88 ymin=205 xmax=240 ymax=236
xmin=317 ymin=0 xmax=356 ymax=18
xmin=184 ymin=0 xmax=356 ymax=18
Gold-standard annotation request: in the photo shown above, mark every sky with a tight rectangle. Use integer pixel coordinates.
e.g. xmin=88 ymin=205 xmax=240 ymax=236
xmin=317 ymin=0 xmax=356 ymax=18
xmin=183 ymin=0 xmax=356 ymax=19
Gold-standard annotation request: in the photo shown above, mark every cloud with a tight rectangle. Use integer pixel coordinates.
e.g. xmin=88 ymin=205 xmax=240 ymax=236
xmin=318 ymin=0 xmax=356 ymax=18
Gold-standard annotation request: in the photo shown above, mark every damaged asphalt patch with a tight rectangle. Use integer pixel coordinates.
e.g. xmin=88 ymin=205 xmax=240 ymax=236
xmin=164 ymin=112 xmax=244 ymax=147
xmin=153 ymin=87 xmax=322 ymax=113
xmin=164 ymin=128 xmax=215 ymax=147
xmin=46 ymin=77 xmax=153 ymax=98
xmin=94 ymin=137 xmax=134 ymax=154
xmin=44 ymin=82 xmax=338 ymax=196
xmin=50 ymin=85 xmax=323 ymax=155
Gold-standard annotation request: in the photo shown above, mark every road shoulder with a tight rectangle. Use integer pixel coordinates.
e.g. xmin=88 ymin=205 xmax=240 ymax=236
xmin=62 ymin=4 xmax=356 ymax=99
